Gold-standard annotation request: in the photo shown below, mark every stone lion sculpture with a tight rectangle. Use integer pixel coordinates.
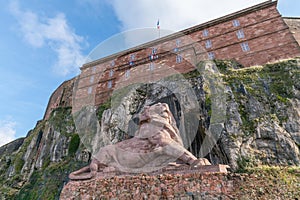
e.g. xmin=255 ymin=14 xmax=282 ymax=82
xmin=69 ymin=103 xmax=210 ymax=180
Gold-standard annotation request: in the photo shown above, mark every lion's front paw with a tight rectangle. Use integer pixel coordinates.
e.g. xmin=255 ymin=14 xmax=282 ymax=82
xmin=190 ymin=158 xmax=211 ymax=168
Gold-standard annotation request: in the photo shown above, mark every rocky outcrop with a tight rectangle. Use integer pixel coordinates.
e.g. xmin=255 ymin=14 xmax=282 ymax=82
xmin=219 ymin=59 xmax=300 ymax=169
xmin=0 ymin=138 xmax=24 ymax=156
xmin=0 ymin=58 xmax=299 ymax=199
xmin=43 ymin=78 xmax=74 ymax=120
xmin=88 ymin=59 xmax=300 ymax=170
xmin=0 ymin=79 xmax=89 ymax=199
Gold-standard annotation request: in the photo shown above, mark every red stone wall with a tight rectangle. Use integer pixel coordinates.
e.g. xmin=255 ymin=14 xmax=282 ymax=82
xmin=60 ymin=167 xmax=300 ymax=199
xmin=60 ymin=172 xmax=235 ymax=199
xmin=73 ymin=1 xmax=300 ymax=107
xmin=43 ymin=78 xmax=74 ymax=120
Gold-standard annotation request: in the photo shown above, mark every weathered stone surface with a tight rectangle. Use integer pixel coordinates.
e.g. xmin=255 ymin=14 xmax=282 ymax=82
xmin=43 ymin=78 xmax=75 ymax=120
xmin=78 ymin=59 xmax=300 ymax=171
xmin=0 ymin=58 xmax=299 ymax=199
xmin=61 ymin=166 xmax=300 ymax=199
xmin=284 ymin=17 xmax=300 ymax=46
xmin=61 ymin=166 xmax=231 ymax=200
xmin=0 ymin=138 xmax=24 ymax=157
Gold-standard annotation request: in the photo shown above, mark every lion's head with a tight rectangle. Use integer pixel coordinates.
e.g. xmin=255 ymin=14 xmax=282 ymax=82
xmin=140 ymin=103 xmax=172 ymax=123
xmin=137 ymin=103 xmax=183 ymax=145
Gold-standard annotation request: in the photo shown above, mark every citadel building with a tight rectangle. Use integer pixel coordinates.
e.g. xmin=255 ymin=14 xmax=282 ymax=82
xmin=45 ymin=0 xmax=300 ymax=119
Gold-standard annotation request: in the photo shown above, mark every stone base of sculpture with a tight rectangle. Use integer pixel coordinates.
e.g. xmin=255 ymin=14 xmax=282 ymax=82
xmin=61 ymin=164 xmax=230 ymax=200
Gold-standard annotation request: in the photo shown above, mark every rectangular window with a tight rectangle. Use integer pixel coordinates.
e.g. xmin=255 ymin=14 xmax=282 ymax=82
xmin=89 ymin=76 xmax=94 ymax=83
xmin=129 ymin=54 xmax=135 ymax=66
xmin=203 ymin=29 xmax=209 ymax=37
xmin=241 ymin=42 xmax=250 ymax=52
xmin=109 ymin=69 xmax=114 ymax=77
xmin=176 ymin=55 xmax=182 ymax=63
xmin=125 ymin=69 xmax=130 ymax=79
xmin=130 ymin=54 xmax=135 ymax=61
xmin=233 ymin=19 xmax=240 ymax=27
xmin=236 ymin=29 xmax=245 ymax=39
xmin=111 ymin=60 xmax=115 ymax=67
xmin=152 ymin=48 xmax=157 ymax=54
xmin=107 ymin=80 xmax=112 ymax=89
xmin=149 ymin=47 xmax=158 ymax=61
xmin=205 ymin=40 xmax=212 ymax=49
xmin=176 ymin=39 xmax=181 ymax=47
xmin=88 ymin=86 xmax=92 ymax=94
xmin=149 ymin=62 xmax=155 ymax=71
xmin=208 ymin=52 xmax=215 ymax=60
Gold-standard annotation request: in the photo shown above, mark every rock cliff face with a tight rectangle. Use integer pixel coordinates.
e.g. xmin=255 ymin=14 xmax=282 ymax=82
xmin=0 ymin=79 xmax=90 ymax=199
xmin=0 ymin=58 xmax=299 ymax=199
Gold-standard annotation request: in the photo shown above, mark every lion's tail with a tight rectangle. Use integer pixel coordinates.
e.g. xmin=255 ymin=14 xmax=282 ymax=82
xmin=68 ymin=166 xmax=95 ymax=180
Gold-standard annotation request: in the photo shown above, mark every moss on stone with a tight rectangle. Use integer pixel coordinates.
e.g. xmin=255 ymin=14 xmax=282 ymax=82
xmin=232 ymin=166 xmax=300 ymax=199
xmin=96 ymin=99 xmax=111 ymax=121
xmin=221 ymin=58 xmax=299 ymax=135
xmin=236 ymin=155 xmax=257 ymax=173
xmin=48 ymin=107 xmax=74 ymax=136
xmin=68 ymin=134 xmax=80 ymax=155
xmin=14 ymin=156 xmax=24 ymax=174
xmin=15 ymin=158 xmax=86 ymax=200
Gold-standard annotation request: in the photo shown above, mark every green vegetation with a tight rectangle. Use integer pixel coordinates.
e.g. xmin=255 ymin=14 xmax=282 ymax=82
xmin=232 ymin=166 xmax=300 ymax=199
xmin=15 ymin=159 xmax=86 ymax=200
xmin=236 ymin=155 xmax=257 ymax=173
xmin=96 ymin=99 xmax=111 ymax=121
xmin=215 ymin=59 xmax=300 ymax=136
xmin=48 ymin=107 xmax=74 ymax=136
xmin=1 ymin=58 xmax=299 ymax=199
xmin=205 ymin=95 xmax=212 ymax=117
xmin=0 ymin=121 xmax=47 ymax=199
xmin=68 ymin=134 xmax=80 ymax=155
xmin=213 ymin=59 xmax=243 ymax=73
xmin=0 ymin=106 xmax=87 ymax=200
xmin=182 ymin=69 xmax=201 ymax=79
xmin=14 ymin=156 xmax=25 ymax=174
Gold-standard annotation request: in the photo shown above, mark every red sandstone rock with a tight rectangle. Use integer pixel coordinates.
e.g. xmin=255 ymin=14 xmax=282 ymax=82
xmin=60 ymin=165 xmax=230 ymax=199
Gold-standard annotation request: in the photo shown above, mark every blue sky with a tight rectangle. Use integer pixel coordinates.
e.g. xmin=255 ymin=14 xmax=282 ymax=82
xmin=0 ymin=0 xmax=298 ymax=146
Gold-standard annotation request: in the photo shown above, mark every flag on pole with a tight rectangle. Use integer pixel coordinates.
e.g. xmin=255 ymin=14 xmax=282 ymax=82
xmin=157 ymin=19 xmax=160 ymax=29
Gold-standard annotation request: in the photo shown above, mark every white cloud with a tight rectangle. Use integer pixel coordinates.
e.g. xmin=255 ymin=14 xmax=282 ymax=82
xmin=109 ymin=0 xmax=266 ymax=31
xmin=9 ymin=1 xmax=86 ymax=76
xmin=0 ymin=118 xmax=17 ymax=147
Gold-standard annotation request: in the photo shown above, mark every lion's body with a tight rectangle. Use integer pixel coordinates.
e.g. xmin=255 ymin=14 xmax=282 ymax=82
xmin=69 ymin=103 xmax=210 ymax=180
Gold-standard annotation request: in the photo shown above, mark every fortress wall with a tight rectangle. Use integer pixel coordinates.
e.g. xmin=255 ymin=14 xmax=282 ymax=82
xmin=284 ymin=17 xmax=300 ymax=46
xmin=70 ymin=1 xmax=300 ymax=107
xmin=43 ymin=78 xmax=74 ymax=120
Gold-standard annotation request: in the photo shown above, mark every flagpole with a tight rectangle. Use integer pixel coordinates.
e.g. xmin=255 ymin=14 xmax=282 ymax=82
xmin=159 ymin=28 xmax=160 ymax=38
xmin=157 ymin=19 xmax=160 ymax=38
